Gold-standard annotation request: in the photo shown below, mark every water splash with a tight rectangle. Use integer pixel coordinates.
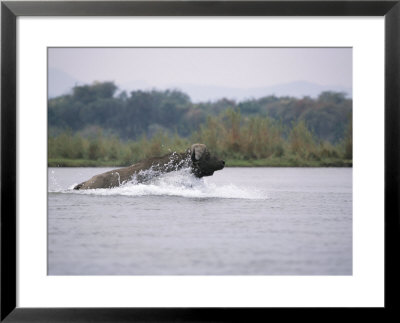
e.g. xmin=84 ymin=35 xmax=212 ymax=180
xmin=63 ymin=167 xmax=266 ymax=200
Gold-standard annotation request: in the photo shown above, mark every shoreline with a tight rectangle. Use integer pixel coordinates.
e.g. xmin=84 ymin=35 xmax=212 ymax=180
xmin=48 ymin=158 xmax=352 ymax=168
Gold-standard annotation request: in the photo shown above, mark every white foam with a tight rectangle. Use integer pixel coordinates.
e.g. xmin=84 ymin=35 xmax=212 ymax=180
xmin=62 ymin=168 xmax=267 ymax=200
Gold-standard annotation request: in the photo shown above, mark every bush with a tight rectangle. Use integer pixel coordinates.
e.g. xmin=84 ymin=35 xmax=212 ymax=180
xmin=48 ymin=109 xmax=351 ymax=167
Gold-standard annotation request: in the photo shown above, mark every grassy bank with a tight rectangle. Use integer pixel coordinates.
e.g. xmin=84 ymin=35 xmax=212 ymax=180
xmin=49 ymin=109 xmax=352 ymax=168
xmin=48 ymin=158 xmax=122 ymax=167
xmin=226 ymin=157 xmax=352 ymax=167
xmin=48 ymin=157 xmax=352 ymax=168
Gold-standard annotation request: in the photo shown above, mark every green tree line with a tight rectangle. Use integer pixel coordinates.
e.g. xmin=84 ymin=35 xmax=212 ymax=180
xmin=49 ymin=108 xmax=352 ymax=167
xmin=49 ymin=81 xmax=352 ymax=144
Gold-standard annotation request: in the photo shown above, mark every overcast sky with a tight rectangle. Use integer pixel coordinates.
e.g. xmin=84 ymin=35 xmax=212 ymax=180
xmin=48 ymin=47 xmax=352 ymax=100
xmin=48 ymin=48 xmax=352 ymax=101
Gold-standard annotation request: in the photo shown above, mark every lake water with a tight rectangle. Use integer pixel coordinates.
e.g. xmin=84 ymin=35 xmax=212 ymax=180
xmin=48 ymin=167 xmax=352 ymax=275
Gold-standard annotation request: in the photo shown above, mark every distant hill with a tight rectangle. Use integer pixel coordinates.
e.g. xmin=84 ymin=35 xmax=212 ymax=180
xmin=48 ymin=67 xmax=351 ymax=102
xmin=48 ymin=68 xmax=80 ymax=98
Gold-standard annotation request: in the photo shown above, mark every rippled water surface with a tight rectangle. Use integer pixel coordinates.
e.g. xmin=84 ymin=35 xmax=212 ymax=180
xmin=48 ymin=167 xmax=352 ymax=275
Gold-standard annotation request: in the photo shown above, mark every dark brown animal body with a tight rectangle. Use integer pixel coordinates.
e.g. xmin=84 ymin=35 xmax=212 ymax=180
xmin=73 ymin=144 xmax=225 ymax=190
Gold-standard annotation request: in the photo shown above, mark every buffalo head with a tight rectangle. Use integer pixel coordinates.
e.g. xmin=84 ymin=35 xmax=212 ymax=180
xmin=190 ymin=144 xmax=225 ymax=177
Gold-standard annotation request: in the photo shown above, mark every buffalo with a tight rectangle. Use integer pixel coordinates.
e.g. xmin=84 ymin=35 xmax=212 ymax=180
xmin=73 ymin=143 xmax=225 ymax=190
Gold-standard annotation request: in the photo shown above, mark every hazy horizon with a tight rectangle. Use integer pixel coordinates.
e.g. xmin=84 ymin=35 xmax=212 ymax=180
xmin=48 ymin=47 xmax=352 ymax=101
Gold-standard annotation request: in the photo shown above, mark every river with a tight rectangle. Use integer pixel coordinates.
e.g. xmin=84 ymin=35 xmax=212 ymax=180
xmin=48 ymin=167 xmax=352 ymax=275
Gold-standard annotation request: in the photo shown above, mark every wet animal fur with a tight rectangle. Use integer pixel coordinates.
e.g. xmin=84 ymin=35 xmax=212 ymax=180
xmin=73 ymin=144 xmax=224 ymax=190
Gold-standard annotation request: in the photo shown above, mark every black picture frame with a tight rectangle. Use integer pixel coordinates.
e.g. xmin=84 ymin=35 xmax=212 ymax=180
xmin=1 ymin=1 xmax=399 ymax=321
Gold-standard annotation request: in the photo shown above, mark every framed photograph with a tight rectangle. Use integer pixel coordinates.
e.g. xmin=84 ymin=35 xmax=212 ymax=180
xmin=1 ymin=0 xmax=399 ymax=321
